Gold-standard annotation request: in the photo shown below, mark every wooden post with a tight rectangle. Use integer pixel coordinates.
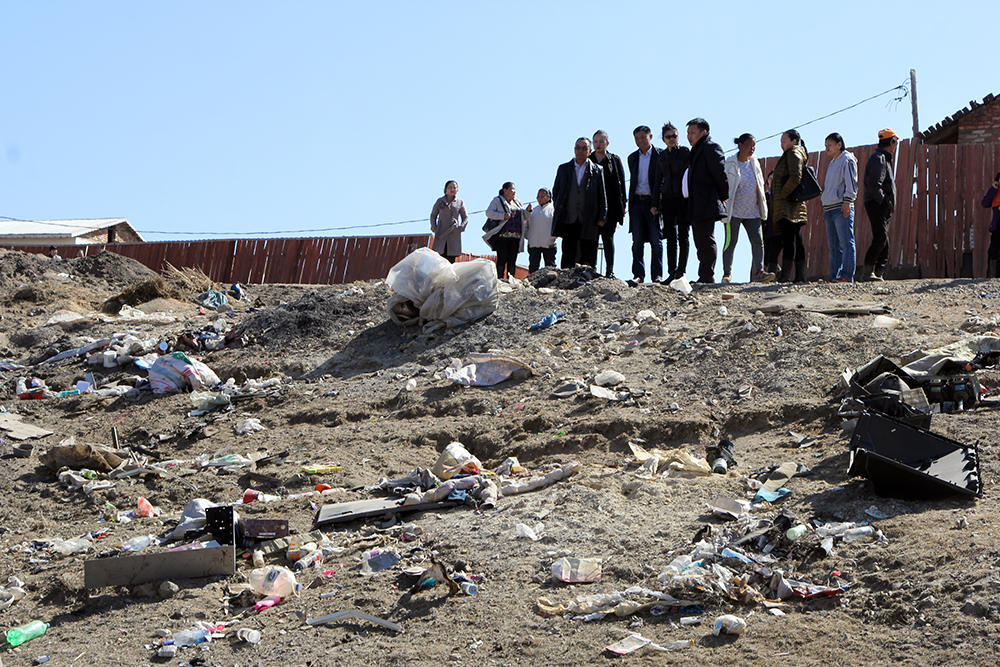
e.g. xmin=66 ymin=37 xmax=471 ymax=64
xmin=910 ymin=69 xmax=920 ymax=143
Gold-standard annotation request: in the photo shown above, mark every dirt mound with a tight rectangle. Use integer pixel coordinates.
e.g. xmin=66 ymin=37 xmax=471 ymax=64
xmin=0 ymin=270 xmax=999 ymax=666
xmin=70 ymin=249 xmax=159 ymax=285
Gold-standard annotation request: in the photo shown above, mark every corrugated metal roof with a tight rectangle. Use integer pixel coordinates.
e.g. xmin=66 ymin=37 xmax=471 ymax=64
xmin=0 ymin=218 xmax=142 ymax=240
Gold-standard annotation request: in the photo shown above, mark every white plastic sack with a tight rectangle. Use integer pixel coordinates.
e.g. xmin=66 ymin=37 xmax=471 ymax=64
xmin=148 ymin=352 xmax=221 ymax=394
xmin=386 ymin=248 xmax=455 ymax=306
xmin=386 ymin=248 xmax=498 ymax=331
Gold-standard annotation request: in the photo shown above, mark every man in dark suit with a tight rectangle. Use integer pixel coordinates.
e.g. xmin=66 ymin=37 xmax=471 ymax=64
xmin=626 ymin=125 xmax=661 ymax=286
xmin=589 ymin=130 xmax=627 ymax=278
xmin=552 ymin=137 xmax=608 ymax=269
xmin=685 ymin=117 xmax=728 ymax=284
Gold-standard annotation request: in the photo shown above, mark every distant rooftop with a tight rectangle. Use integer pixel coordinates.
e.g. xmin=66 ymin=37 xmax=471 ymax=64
xmin=0 ymin=217 xmax=145 ymax=242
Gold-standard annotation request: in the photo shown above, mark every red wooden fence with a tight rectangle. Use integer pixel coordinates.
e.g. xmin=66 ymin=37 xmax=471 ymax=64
xmin=7 ymin=234 xmax=531 ymax=284
xmin=8 ymin=235 xmax=432 ymax=285
xmin=761 ymin=139 xmax=1000 ymax=279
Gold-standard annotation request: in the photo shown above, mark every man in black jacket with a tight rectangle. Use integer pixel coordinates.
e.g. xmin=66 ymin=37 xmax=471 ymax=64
xmin=861 ymin=128 xmax=898 ymax=282
xmin=657 ymin=122 xmax=691 ymax=282
xmin=626 ymin=125 xmax=661 ymax=286
xmin=552 ymin=137 xmax=608 ymax=269
xmin=685 ymin=118 xmax=728 ymax=284
xmin=590 ymin=130 xmax=627 ymax=278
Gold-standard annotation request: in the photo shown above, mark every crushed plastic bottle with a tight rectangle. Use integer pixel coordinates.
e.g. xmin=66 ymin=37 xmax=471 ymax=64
xmin=171 ymin=628 xmax=210 ymax=647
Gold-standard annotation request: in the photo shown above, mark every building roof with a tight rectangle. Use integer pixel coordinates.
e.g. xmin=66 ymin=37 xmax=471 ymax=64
xmin=919 ymin=93 xmax=998 ymax=144
xmin=0 ymin=217 xmax=144 ymax=241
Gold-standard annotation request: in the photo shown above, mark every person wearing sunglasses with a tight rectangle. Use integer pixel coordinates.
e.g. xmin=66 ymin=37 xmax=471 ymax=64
xmin=656 ymin=122 xmax=691 ymax=283
xmin=860 ymin=128 xmax=899 ymax=281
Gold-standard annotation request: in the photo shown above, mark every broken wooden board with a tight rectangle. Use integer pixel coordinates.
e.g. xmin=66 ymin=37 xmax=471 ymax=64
xmin=0 ymin=413 xmax=54 ymax=440
xmin=758 ymin=293 xmax=890 ymax=315
xmin=84 ymin=545 xmax=236 ymax=588
xmin=315 ymin=497 xmax=458 ymax=528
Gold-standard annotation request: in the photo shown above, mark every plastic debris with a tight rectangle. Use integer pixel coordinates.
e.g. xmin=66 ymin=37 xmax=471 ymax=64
xmin=713 ymin=614 xmax=747 ymax=636
xmin=530 ymin=310 xmax=566 ymax=330
xmin=551 ymin=557 xmax=603 ymax=583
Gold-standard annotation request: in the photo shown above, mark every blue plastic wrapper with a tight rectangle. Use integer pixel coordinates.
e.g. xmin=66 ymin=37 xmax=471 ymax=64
xmin=530 ymin=310 xmax=566 ymax=330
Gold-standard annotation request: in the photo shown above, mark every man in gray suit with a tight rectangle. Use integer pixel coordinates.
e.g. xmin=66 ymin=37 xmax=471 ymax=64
xmin=551 ymin=137 xmax=608 ymax=269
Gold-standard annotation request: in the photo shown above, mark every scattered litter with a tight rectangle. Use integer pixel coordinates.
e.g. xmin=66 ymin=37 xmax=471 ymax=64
xmin=515 ymin=523 xmax=544 ymax=541
xmin=713 ymin=614 xmax=747 ymax=636
xmin=306 ymin=609 xmax=402 ymax=632
xmin=552 ymin=557 xmax=602 ymax=583
xmin=530 ymin=310 xmax=566 ymax=330
xmin=594 ymin=369 xmax=625 ymax=386
xmin=445 ymin=354 xmax=535 ymax=386
xmin=605 ymin=633 xmax=651 ymax=655
xmin=235 ymin=418 xmax=266 ymax=435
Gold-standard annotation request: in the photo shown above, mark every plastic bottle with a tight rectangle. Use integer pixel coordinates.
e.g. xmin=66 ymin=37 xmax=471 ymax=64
xmin=7 ymin=620 xmax=49 ymax=646
xmin=785 ymin=524 xmax=807 ymax=541
xmin=252 ymin=550 xmax=264 ymax=567
xmin=459 ymin=581 xmax=477 ymax=595
xmin=711 ymin=458 xmax=728 ymax=474
xmin=815 ymin=522 xmax=855 ymax=538
xmin=171 ymin=628 xmax=210 ymax=647
xmin=843 ymin=526 xmax=874 ymax=542
xmin=293 ymin=549 xmax=322 ymax=572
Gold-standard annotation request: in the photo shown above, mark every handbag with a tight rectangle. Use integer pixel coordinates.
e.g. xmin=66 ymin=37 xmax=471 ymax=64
xmin=790 ymin=164 xmax=822 ymax=202
xmin=779 ymin=151 xmax=823 ymax=203
xmin=483 ymin=196 xmax=508 ymax=232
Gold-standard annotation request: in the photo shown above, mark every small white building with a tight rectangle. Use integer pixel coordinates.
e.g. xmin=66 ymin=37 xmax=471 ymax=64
xmin=0 ymin=217 xmax=145 ymax=245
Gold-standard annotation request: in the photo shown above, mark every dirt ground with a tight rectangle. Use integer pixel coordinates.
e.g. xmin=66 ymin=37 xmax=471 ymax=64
xmin=0 ymin=247 xmax=999 ymax=667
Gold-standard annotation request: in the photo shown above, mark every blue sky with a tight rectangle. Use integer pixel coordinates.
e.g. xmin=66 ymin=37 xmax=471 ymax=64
xmin=2 ymin=1 xmax=995 ymax=282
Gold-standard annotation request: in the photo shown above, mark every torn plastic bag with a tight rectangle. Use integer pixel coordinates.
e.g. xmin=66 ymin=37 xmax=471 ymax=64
xmin=445 ymin=354 xmax=534 ymax=386
xmin=148 ymin=352 xmax=221 ymax=394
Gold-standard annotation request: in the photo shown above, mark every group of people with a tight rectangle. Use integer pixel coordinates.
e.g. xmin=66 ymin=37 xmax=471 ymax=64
xmin=429 ymin=120 xmax=906 ymax=284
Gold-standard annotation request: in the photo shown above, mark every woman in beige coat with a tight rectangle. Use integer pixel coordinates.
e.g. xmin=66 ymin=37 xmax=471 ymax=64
xmin=772 ymin=129 xmax=809 ymax=282
xmin=430 ymin=180 xmax=469 ymax=263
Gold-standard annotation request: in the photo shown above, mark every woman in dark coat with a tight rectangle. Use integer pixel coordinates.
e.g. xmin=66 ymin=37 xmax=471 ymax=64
xmin=772 ymin=129 xmax=809 ymax=282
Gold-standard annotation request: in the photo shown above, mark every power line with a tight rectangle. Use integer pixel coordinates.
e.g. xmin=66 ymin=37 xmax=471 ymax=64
xmin=4 ymin=82 xmax=911 ymax=237
xmin=724 ymin=81 xmax=909 ymax=153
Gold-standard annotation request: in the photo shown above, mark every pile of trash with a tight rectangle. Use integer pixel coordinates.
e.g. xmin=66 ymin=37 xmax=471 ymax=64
xmin=386 ymin=248 xmax=499 ymax=333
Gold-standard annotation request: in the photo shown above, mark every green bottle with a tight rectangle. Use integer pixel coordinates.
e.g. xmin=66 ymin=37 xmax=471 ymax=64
xmin=7 ymin=620 xmax=48 ymax=646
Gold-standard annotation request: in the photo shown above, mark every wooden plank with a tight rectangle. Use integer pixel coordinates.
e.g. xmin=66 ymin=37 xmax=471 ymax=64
xmin=893 ymin=139 xmax=915 ymax=268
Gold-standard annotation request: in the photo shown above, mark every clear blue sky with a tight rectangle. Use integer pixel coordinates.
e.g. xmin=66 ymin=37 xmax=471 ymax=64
xmin=2 ymin=1 xmax=995 ymax=283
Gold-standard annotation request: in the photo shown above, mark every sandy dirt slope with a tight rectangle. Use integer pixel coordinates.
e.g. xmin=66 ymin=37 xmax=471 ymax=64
xmin=0 ymin=248 xmax=998 ymax=667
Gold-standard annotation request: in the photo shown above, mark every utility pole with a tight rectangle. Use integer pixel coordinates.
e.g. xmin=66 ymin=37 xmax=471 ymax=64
xmin=910 ymin=69 xmax=920 ymax=143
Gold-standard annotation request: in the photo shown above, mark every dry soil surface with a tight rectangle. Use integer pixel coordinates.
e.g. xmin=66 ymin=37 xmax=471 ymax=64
xmin=0 ymin=248 xmax=999 ymax=667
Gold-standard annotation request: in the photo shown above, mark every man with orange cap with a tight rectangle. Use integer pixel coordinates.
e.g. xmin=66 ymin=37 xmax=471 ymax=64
xmin=860 ymin=128 xmax=899 ymax=281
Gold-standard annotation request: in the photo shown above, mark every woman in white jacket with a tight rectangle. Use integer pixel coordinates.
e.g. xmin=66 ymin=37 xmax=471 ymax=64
xmin=722 ymin=134 xmax=773 ymax=283
xmin=522 ymin=188 xmax=557 ymax=272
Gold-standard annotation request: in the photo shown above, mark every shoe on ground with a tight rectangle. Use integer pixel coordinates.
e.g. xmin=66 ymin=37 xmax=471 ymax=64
xmin=626 ymin=278 xmax=641 ymax=288
xmin=870 ymin=274 xmax=885 ymax=282
xmin=754 ymin=270 xmax=775 ymax=283
xmin=837 ymin=277 xmax=851 ymax=283
xmin=721 ymin=275 xmax=732 ymax=284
